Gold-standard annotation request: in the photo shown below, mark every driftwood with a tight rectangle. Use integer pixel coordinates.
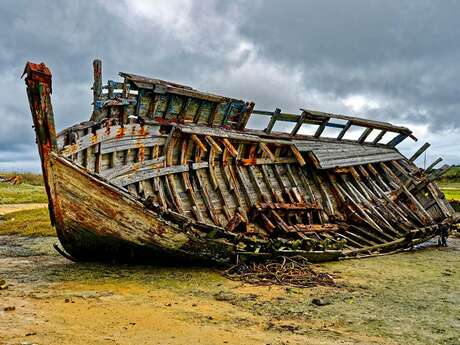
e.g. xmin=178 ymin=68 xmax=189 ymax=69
xmin=0 ymin=175 xmax=22 ymax=185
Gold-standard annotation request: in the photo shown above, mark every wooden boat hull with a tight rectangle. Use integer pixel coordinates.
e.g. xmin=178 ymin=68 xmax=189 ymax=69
xmin=23 ymin=61 xmax=455 ymax=263
xmin=49 ymin=153 xmax=210 ymax=262
xmin=49 ymin=150 xmax=451 ymax=263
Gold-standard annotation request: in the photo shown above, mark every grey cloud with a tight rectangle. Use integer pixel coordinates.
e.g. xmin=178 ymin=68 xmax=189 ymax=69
xmin=0 ymin=0 xmax=459 ymax=171
xmin=238 ymin=0 xmax=460 ymax=131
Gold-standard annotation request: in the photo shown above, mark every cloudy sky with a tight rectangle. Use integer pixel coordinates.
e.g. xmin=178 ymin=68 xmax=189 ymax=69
xmin=1 ymin=0 xmax=459 ymax=171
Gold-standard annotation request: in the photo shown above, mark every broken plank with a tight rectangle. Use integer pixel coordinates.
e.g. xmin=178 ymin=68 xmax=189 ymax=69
xmin=290 ymin=145 xmax=306 ymax=166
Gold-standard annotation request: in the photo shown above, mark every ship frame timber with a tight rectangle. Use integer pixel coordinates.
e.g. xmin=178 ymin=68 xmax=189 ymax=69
xmin=23 ymin=60 xmax=455 ymax=263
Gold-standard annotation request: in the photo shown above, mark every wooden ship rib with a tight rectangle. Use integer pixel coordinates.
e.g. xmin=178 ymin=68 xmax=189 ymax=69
xmin=23 ymin=60 xmax=455 ymax=263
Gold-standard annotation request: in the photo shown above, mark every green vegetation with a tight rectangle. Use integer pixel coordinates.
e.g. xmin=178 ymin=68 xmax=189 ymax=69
xmin=439 ymin=180 xmax=460 ymax=211
xmin=0 ymin=183 xmax=47 ymax=204
xmin=442 ymin=189 xmax=460 ymax=201
xmin=0 ymin=207 xmax=54 ymax=236
xmin=437 ymin=167 xmax=460 ymax=211
xmin=438 ymin=165 xmax=460 ymax=183
xmin=0 ymin=172 xmax=46 ymax=204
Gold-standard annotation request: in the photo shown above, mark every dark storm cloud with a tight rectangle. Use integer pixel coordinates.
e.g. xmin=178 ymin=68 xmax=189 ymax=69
xmin=239 ymin=0 xmax=460 ymax=129
xmin=0 ymin=0 xmax=459 ymax=171
xmin=0 ymin=0 xmax=239 ymax=170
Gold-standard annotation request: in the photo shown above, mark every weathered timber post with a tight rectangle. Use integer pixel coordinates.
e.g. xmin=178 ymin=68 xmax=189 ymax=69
xmin=22 ymin=62 xmax=58 ymax=226
xmin=238 ymin=101 xmax=255 ymax=130
xmin=92 ymin=59 xmax=103 ymax=121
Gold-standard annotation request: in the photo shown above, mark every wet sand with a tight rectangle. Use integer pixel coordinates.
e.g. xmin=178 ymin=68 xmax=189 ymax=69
xmin=1 ymin=235 xmax=459 ymax=345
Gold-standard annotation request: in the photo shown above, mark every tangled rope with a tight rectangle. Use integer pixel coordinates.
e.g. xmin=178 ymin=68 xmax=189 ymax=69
xmin=223 ymin=255 xmax=336 ymax=288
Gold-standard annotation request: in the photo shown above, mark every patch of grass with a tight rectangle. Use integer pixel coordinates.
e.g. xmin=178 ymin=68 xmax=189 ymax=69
xmin=438 ymin=166 xmax=460 ymax=182
xmin=442 ymin=189 xmax=460 ymax=202
xmin=439 ymin=181 xmax=460 ymax=211
xmin=0 ymin=208 xmax=55 ymax=237
xmin=0 ymin=183 xmax=47 ymax=204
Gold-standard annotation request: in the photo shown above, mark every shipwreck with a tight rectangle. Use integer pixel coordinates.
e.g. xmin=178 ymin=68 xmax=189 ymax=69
xmin=23 ymin=60 xmax=454 ymax=263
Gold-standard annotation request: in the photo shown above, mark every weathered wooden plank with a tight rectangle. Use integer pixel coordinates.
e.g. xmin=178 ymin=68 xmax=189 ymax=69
xmin=147 ymin=93 xmax=159 ymax=118
xmin=179 ymin=138 xmax=204 ymax=222
xmin=258 ymin=212 xmax=276 ymax=233
xmin=178 ymin=97 xmax=192 ymax=121
xmin=209 ymin=164 xmax=232 ymax=221
xmin=207 ymin=102 xmax=219 ymax=125
xmin=100 ymin=137 xmax=165 ymax=154
xmin=357 ymin=166 xmax=412 ymax=229
xmin=316 ymin=152 xmax=402 ymax=169
xmin=92 ymin=59 xmax=103 ymax=120
xmin=179 ymin=124 xmax=292 ymax=145
xmin=259 ymin=142 xmax=275 ymax=161
xmin=334 ymin=232 xmax=365 ymax=248
xmin=312 ymin=145 xmax=395 ymax=157
xmin=357 ymin=127 xmax=373 ymax=144
xmin=255 ymin=202 xmax=321 ymax=211
xmin=101 ymin=156 xmax=165 ymax=179
xmin=299 ymin=108 xmax=414 ymax=137
xmin=272 ymin=165 xmax=295 ymax=203
xmin=247 ymin=165 xmax=267 ymax=202
xmin=207 ymin=146 xmax=219 ymax=190
xmin=205 ymin=135 xmax=222 ymax=153
xmin=285 ymin=165 xmax=305 ymax=203
xmin=221 ymin=148 xmax=245 ymax=210
xmin=335 ymin=182 xmax=392 ymax=240
xmin=387 ymin=133 xmax=408 ymax=148
xmin=254 ymin=107 xmax=414 ymax=138
xmin=289 ymin=223 xmax=339 ymax=233
xmin=221 ymin=138 xmax=239 ymax=157
xmin=409 ymin=142 xmax=430 ymax=162
xmin=112 ymin=161 xmax=208 ymax=186
xmin=164 ymin=136 xmax=185 ymax=213
xmin=239 ymin=157 xmax=297 ymax=166
xmin=347 ymin=169 xmax=403 ymax=236
xmin=191 ymin=134 xmax=208 ymax=152
xmin=310 ymin=170 xmax=334 ymax=218
xmin=260 ymin=165 xmax=279 ymax=202
xmin=372 ymin=130 xmax=386 ymax=144
xmin=61 ymin=124 xmax=160 ymax=157
xmin=426 ymin=183 xmax=452 ymax=219
xmin=425 ymin=157 xmax=443 ymax=173
xmin=235 ymin=165 xmax=256 ymax=207
xmin=194 ymin=167 xmax=221 ymax=226
xmin=337 ymin=121 xmax=352 ymax=140
xmin=297 ymin=167 xmax=317 ymax=205
xmin=264 ymin=108 xmax=281 ymax=134
xmin=290 ymin=145 xmax=306 ymax=166
xmin=291 ymin=111 xmax=307 ymax=136
xmin=314 ymin=119 xmax=328 ymax=138
xmin=269 ymin=209 xmax=291 ymax=233
xmin=238 ymin=101 xmax=255 ymax=130
xmin=121 ymin=72 xmax=239 ymax=104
